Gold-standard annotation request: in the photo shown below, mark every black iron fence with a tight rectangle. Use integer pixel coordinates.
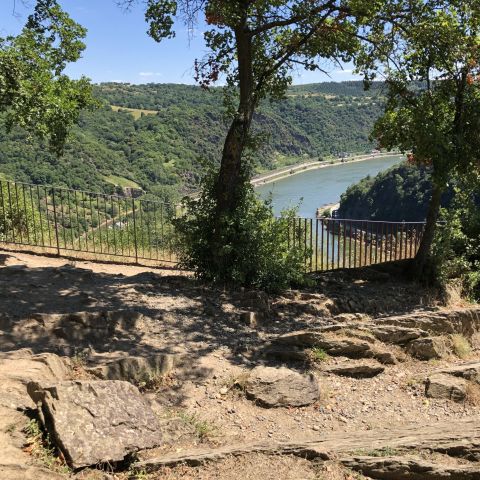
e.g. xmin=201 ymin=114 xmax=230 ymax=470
xmin=0 ymin=179 xmax=425 ymax=270
xmin=289 ymin=217 xmax=426 ymax=271
xmin=0 ymin=179 xmax=178 ymax=264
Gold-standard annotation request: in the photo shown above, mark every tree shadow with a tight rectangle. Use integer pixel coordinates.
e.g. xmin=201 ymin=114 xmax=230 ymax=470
xmin=0 ymin=258 xmax=441 ymax=407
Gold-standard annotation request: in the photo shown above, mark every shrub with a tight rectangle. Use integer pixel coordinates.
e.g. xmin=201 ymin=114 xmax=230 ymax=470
xmin=431 ymin=177 xmax=480 ymax=301
xmin=174 ymin=166 xmax=311 ymax=292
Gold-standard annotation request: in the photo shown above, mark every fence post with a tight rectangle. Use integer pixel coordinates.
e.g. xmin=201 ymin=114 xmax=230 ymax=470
xmin=131 ymin=198 xmax=139 ymax=263
xmin=51 ymin=188 xmax=61 ymax=256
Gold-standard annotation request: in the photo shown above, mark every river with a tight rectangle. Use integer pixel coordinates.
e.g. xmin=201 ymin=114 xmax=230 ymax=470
xmin=256 ymin=155 xmax=404 ymax=217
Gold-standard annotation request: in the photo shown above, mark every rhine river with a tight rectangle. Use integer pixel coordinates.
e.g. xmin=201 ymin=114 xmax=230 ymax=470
xmin=256 ymin=155 xmax=404 ymax=217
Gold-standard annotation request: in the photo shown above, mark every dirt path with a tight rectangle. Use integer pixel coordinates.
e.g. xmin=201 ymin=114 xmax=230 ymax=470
xmin=0 ymin=249 xmax=479 ymax=479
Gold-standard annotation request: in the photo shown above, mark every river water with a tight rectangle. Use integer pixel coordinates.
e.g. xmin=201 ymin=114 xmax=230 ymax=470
xmin=256 ymin=155 xmax=404 ymax=218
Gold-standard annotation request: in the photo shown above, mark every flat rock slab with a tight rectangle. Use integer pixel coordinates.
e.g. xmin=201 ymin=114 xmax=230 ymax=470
xmin=245 ymin=366 xmax=320 ymax=408
xmin=323 ymin=361 xmax=385 ymax=378
xmin=425 ymin=374 xmax=467 ymax=402
xmin=86 ymin=353 xmax=175 ymax=383
xmin=270 ymin=330 xmax=397 ymax=365
xmin=341 ymin=455 xmax=480 ymax=480
xmin=27 ymin=380 xmax=161 ymax=469
xmin=436 ymin=362 xmax=480 ymax=383
xmin=407 ymin=337 xmax=449 ymax=360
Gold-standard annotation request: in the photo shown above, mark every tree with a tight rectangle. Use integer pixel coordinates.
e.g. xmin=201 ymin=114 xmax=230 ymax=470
xmin=127 ymin=0 xmax=380 ymax=276
xmin=357 ymin=0 xmax=480 ymax=278
xmin=0 ymin=0 xmax=95 ymax=154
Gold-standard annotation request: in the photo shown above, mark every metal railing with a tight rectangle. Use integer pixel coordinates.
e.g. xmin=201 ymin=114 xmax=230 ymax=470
xmin=0 ymin=179 xmax=178 ymax=265
xmin=289 ymin=217 xmax=426 ymax=272
xmin=0 ymin=179 xmax=425 ymax=270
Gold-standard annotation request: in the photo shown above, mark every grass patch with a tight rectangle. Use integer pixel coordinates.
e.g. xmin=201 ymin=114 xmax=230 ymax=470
xmin=352 ymin=446 xmax=400 ymax=457
xmin=136 ymin=369 xmax=174 ymax=392
xmin=177 ymin=412 xmax=217 ymax=441
xmin=111 ymin=105 xmax=158 ymax=120
xmin=103 ymin=174 xmax=141 ymax=189
xmin=466 ymin=382 xmax=480 ymax=406
xmin=309 ymin=347 xmax=329 ymax=363
xmin=23 ymin=419 xmax=70 ymax=474
xmin=451 ymin=334 xmax=472 ymax=359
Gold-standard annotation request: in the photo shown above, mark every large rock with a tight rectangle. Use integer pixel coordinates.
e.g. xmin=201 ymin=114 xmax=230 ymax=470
xmin=27 ymin=380 xmax=161 ymax=469
xmin=375 ymin=307 xmax=480 ymax=338
xmin=425 ymin=374 xmax=467 ymax=402
xmin=407 ymin=337 xmax=449 ymax=360
xmin=86 ymin=353 xmax=175 ymax=384
xmin=270 ymin=330 xmax=397 ymax=365
xmin=341 ymin=454 xmax=480 ymax=479
xmin=436 ymin=362 xmax=480 ymax=384
xmin=245 ymin=366 xmax=320 ymax=408
xmin=368 ymin=325 xmax=427 ymax=345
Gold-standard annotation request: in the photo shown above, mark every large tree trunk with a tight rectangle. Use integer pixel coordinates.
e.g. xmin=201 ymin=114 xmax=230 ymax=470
xmin=410 ymin=182 xmax=443 ymax=279
xmin=214 ymin=28 xmax=255 ymax=217
xmin=211 ymin=25 xmax=256 ymax=275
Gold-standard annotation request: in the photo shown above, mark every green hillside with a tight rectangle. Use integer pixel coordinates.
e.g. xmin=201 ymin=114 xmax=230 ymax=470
xmin=0 ymin=81 xmax=384 ymax=202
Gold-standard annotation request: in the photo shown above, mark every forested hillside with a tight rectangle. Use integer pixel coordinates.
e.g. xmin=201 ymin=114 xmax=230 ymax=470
xmin=0 ymin=81 xmax=384 ymax=201
xmin=338 ymin=163 xmax=453 ymax=222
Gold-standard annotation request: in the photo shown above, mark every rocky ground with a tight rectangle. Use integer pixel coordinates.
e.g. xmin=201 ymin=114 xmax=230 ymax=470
xmin=0 ymin=250 xmax=480 ymax=479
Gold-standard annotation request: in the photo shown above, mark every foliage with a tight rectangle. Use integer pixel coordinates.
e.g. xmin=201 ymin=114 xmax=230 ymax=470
xmin=338 ymin=163 xmax=452 ymax=222
xmin=24 ymin=419 xmax=70 ymax=474
xmin=357 ymin=0 xmax=480 ymax=274
xmin=174 ymin=165 xmax=311 ymax=291
xmin=0 ymin=0 xmax=95 ymax=154
xmin=0 ymin=81 xmax=382 ymax=199
xmin=0 ymin=181 xmax=48 ymax=242
xmin=431 ymin=176 xmax=480 ymax=301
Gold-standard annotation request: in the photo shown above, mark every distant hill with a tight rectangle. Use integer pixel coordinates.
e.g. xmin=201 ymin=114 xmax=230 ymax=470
xmin=0 ymin=81 xmax=385 ymax=202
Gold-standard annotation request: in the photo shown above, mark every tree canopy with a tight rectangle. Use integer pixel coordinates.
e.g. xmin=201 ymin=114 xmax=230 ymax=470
xmin=356 ymin=0 xmax=480 ymax=276
xmin=0 ymin=0 xmax=95 ymax=154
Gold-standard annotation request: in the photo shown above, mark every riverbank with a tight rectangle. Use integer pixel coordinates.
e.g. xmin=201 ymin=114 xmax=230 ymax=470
xmin=252 ymin=152 xmax=402 ymax=187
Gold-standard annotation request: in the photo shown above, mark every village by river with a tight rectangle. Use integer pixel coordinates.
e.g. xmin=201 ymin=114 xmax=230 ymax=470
xmin=255 ymin=154 xmax=404 ymax=218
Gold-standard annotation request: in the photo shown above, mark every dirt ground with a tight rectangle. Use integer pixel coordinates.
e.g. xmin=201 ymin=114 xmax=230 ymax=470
xmin=0 ymin=249 xmax=479 ymax=480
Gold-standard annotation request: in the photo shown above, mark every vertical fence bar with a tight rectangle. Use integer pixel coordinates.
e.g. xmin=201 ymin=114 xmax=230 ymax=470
xmin=131 ymin=198 xmax=138 ymax=263
xmin=51 ymin=188 xmax=61 ymax=256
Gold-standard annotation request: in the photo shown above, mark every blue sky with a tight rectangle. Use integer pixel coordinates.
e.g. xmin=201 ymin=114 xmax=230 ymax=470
xmin=2 ymin=1 xmax=361 ymax=85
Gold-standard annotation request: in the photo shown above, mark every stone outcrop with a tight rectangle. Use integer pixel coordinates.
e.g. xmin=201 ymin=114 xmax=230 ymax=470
xmin=407 ymin=337 xmax=449 ymax=360
xmin=86 ymin=353 xmax=175 ymax=384
xmin=269 ymin=330 xmax=398 ymax=365
xmin=323 ymin=361 xmax=384 ymax=378
xmin=375 ymin=307 xmax=480 ymax=338
xmin=245 ymin=366 xmax=320 ymax=408
xmin=27 ymin=380 xmax=162 ymax=469
xmin=340 ymin=455 xmax=480 ymax=479
xmin=436 ymin=362 xmax=480 ymax=383
xmin=425 ymin=374 xmax=467 ymax=402
xmin=2 ymin=310 xmax=147 ymax=354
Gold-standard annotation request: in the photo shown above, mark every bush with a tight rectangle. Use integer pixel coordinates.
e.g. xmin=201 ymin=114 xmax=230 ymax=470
xmin=431 ymin=177 xmax=480 ymax=301
xmin=174 ymin=168 xmax=311 ymax=292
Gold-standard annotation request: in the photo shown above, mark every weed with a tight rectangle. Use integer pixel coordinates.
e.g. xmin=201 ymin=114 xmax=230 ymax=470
xmin=222 ymin=372 xmax=250 ymax=393
xmin=177 ymin=412 xmax=217 ymax=440
xmin=352 ymin=446 xmax=400 ymax=457
xmin=23 ymin=419 xmax=70 ymax=474
xmin=466 ymin=382 xmax=480 ymax=406
xmin=127 ymin=465 xmax=151 ymax=480
xmin=309 ymin=347 xmax=329 ymax=363
xmin=5 ymin=423 xmax=16 ymax=434
xmin=451 ymin=334 xmax=472 ymax=359
xmin=136 ymin=369 xmax=173 ymax=392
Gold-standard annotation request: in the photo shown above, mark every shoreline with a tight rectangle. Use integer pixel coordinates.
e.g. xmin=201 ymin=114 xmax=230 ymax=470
xmin=251 ymin=152 xmax=403 ymax=187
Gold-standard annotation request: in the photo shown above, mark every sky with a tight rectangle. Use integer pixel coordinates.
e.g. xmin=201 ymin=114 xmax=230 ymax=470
xmin=1 ymin=0 xmax=362 ymax=85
